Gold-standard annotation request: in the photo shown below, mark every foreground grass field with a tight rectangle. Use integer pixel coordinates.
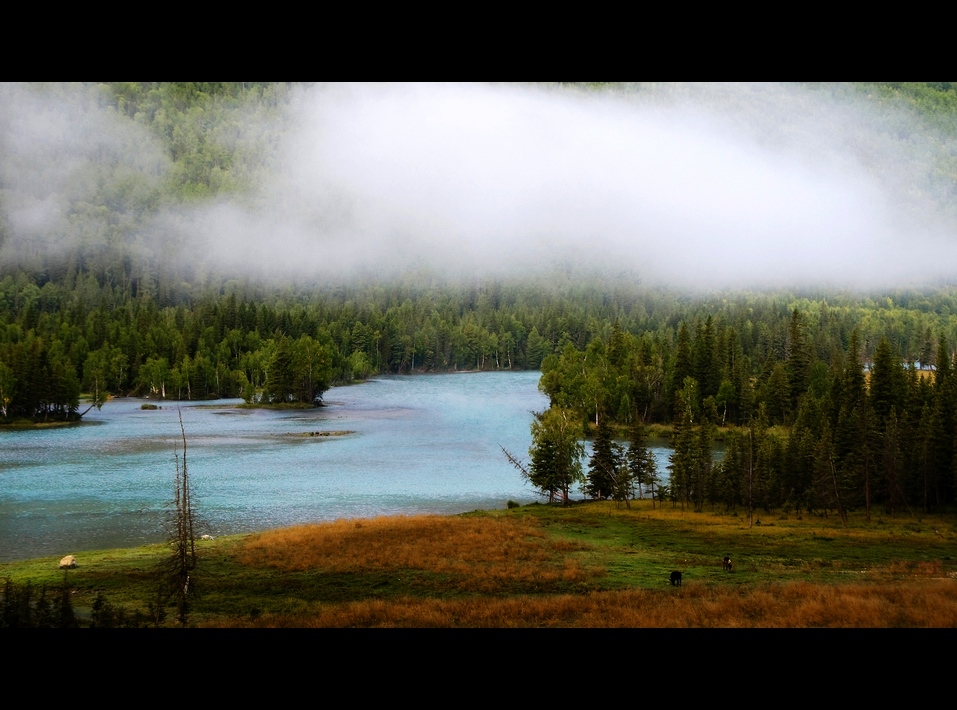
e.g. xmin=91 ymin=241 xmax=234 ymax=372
xmin=3 ymin=500 xmax=956 ymax=627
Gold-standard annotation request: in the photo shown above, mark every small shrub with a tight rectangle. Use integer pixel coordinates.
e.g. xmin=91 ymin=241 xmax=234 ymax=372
xmin=55 ymin=572 xmax=77 ymax=628
xmin=507 ymin=500 xmax=520 ymax=509
xmin=91 ymin=592 xmax=122 ymax=628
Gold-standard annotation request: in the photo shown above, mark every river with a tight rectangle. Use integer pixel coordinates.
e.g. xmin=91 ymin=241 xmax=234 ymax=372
xmin=0 ymin=371 xmax=674 ymax=562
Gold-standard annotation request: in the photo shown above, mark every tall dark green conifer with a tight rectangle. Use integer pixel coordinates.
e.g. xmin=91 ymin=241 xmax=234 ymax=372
xmin=586 ymin=415 xmax=617 ymax=500
xmin=694 ymin=315 xmax=720 ymax=401
xmin=870 ymin=336 xmax=903 ymax=430
xmin=882 ymin=408 xmax=906 ymax=515
xmin=695 ymin=413 xmax=715 ymax=512
xmin=671 ymin=323 xmax=694 ymax=420
xmin=785 ymin=308 xmax=812 ymax=410
xmin=766 ymin=362 xmax=791 ymax=425
xmin=528 ymin=407 xmax=585 ymax=505
xmin=834 ymin=330 xmax=876 ymax=519
xmin=627 ymin=418 xmax=658 ymax=503
xmin=264 ymin=336 xmax=295 ymax=403
xmin=669 ymin=396 xmax=695 ymax=510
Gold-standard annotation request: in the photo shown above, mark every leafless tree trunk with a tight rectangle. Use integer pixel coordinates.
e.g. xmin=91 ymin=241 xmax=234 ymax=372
xmin=161 ymin=410 xmax=198 ymax=625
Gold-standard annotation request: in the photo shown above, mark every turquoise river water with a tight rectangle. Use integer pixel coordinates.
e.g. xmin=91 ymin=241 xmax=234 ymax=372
xmin=0 ymin=371 xmax=673 ymax=562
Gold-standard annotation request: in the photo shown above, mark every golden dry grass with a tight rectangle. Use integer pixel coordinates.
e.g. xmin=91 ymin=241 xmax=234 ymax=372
xmin=240 ymin=514 xmax=599 ymax=593
xmin=224 ymin=511 xmax=957 ymax=628
xmin=218 ymin=579 xmax=957 ymax=628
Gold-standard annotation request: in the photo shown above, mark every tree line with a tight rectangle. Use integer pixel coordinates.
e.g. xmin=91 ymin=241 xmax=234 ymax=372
xmin=0 ymin=266 xmax=635 ymax=418
xmin=536 ymin=309 xmax=957 ymax=513
xmin=8 ymin=257 xmax=957 ymax=422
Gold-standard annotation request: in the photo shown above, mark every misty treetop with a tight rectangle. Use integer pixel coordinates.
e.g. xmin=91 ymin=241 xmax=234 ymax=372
xmin=5 ymin=254 xmax=957 ymax=421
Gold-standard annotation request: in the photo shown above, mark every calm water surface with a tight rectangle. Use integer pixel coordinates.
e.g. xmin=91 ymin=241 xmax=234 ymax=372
xmin=0 ymin=371 xmax=674 ymax=562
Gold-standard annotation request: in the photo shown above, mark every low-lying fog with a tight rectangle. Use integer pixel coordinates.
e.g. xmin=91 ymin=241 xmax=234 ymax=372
xmin=3 ymin=82 xmax=956 ymax=290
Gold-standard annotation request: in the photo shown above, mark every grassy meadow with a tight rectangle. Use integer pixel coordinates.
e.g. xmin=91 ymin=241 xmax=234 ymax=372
xmin=3 ymin=501 xmax=956 ymax=627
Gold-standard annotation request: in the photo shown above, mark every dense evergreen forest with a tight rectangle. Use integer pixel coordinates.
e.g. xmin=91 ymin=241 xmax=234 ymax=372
xmin=3 ymin=81 xmax=957 ymax=514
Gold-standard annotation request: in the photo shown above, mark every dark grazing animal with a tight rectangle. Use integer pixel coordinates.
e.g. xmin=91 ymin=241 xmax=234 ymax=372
xmin=723 ymin=555 xmax=732 ymax=571
xmin=670 ymin=570 xmax=682 ymax=587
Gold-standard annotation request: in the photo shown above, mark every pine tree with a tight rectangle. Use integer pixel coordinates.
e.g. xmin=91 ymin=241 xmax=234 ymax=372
xmin=785 ymin=308 xmax=812 ymax=410
xmin=671 ymin=323 xmax=694 ymax=420
xmin=586 ymin=416 xmax=617 ymax=500
xmin=607 ymin=320 xmax=628 ymax=369
xmin=715 ymin=430 xmax=744 ymax=511
xmin=33 ymin=585 xmax=53 ymax=628
xmin=870 ymin=336 xmax=904 ymax=430
xmin=669 ymin=399 xmax=695 ymax=510
xmin=610 ymin=442 xmax=633 ymax=509
xmin=836 ymin=330 xmax=876 ymax=519
xmin=55 ymin=571 xmax=77 ymax=628
xmin=811 ymin=421 xmax=847 ymax=526
xmin=264 ymin=336 xmax=295 ymax=403
xmin=91 ymin=592 xmax=117 ymax=628
xmin=766 ymin=362 xmax=791 ymax=425
xmin=694 ymin=315 xmax=720 ymax=400
xmin=627 ymin=418 xmax=658 ymax=503
xmin=695 ymin=414 xmax=715 ymax=512
xmin=528 ymin=407 xmax=585 ymax=505
xmin=882 ymin=408 xmax=907 ymax=515
xmin=935 ymin=334 xmax=951 ymax=389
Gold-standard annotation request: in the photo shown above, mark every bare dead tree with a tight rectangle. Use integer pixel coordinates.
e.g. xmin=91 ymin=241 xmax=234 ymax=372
xmin=161 ymin=409 xmax=199 ymax=625
xmin=502 ymin=446 xmax=533 ymax=487
xmin=502 ymin=446 xmax=550 ymax=501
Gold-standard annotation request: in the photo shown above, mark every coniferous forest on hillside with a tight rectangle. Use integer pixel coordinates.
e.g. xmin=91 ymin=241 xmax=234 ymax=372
xmin=4 ymin=81 xmax=957 ymax=520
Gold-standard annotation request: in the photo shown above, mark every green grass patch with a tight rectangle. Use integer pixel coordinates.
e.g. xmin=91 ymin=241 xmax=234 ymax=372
xmin=3 ymin=501 xmax=955 ymax=627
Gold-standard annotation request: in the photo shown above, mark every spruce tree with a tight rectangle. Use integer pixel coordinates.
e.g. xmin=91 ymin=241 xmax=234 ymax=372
xmin=528 ymin=407 xmax=585 ymax=505
xmin=610 ymin=442 xmax=633 ymax=508
xmin=264 ymin=336 xmax=295 ymax=404
xmin=33 ymin=585 xmax=53 ymax=628
xmin=870 ymin=336 xmax=903 ymax=429
xmin=669 ymin=400 xmax=695 ymax=510
xmin=785 ymin=308 xmax=812 ymax=410
xmin=694 ymin=315 xmax=720 ymax=401
xmin=627 ymin=418 xmax=658 ymax=503
xmin=671 ymin=323 xmax=694 ymax=420
xmin=55 ymin=572 xmax=77 ymax=628
xmin=695 ymin=414 xmax=715 ymax=512
xmin=587 ymin=416 xmax=617 ymax=500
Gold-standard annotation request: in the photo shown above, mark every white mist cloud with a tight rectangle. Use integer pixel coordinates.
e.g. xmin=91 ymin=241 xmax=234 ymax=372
xmin=194 ymin=82 xmax=957 ymax=289
xmin=0 ymin=83 xmax=170 ymax=253
xmin=4 ymin=82 xmax=956 ymax=290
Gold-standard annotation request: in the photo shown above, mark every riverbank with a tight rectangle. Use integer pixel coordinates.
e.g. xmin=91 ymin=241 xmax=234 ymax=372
xmin=0 ymin=416 xmax=82 ymax=429
xmin=3 ymin=501 xmax=955 ymax=627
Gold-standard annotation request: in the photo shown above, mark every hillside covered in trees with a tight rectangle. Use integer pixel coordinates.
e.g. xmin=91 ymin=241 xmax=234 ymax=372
xmin=3 ymin=82 xmax=957 ymax=516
